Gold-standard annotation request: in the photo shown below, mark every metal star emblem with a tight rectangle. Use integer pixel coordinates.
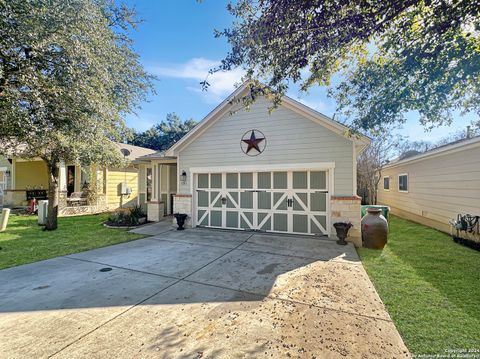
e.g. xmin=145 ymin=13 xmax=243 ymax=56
xmin=242 ymin=130 xmax=265 ymax=154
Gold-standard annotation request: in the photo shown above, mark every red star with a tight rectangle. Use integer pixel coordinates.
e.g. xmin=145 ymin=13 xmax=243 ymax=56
xmin=242 ymin=130 xmax=265 ymax=154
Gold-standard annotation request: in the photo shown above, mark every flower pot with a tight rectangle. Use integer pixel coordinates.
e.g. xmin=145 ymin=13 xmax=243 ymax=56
xmin=174 ymin=213 xmax=188 ymax=230
xmin=333 ymin=222 xmax=353 ymax=245
xmin=361 ymin=208 xmax=388 ymax=249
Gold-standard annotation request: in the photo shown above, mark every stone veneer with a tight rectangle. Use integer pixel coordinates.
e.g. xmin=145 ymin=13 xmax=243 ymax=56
xmin=330 ymin=196 xmax=362 ymax=247
xmin=59 ymin=194 xmax=108 ymax=217
xmin=147 ymin=201 xmax=165 ymax=222
xmin=172 ymin=194 xmax=192 ymax=227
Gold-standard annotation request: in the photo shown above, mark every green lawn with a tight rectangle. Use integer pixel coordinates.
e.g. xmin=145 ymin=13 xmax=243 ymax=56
xmin=0 ymin=213 xmax=144 ymax=270
xmin=358 ymin=216 xmax=480 ymax=355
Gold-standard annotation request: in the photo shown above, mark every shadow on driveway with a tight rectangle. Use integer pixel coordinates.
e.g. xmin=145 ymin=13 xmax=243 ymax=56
xmin=0 ymin=228 xmax=409 ymax=358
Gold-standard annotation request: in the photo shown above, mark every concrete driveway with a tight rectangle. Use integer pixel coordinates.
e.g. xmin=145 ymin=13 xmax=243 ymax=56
xmin=0 ymin=225 xmax=410 ymax=358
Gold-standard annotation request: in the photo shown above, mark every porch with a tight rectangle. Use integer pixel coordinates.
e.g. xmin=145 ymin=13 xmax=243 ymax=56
xmin=4 ymin=159 xmax=108 ymax=215
xmin=136 ymin=158 xmax=177 ymax=221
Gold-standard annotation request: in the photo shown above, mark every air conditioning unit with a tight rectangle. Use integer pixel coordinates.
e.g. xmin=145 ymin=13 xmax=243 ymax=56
xmin=38 ymin=200 xmax=48 ymax=225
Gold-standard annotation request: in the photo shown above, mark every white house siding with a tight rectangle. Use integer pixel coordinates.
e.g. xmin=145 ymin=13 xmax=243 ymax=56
xmin=177 ymin=98 xmax=354 ymax=196
xmin=378 ymin=143 xmax=480 ymax=234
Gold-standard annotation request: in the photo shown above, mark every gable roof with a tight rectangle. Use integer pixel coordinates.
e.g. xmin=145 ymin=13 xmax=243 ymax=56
xmin=164 ymin=81 xmax=370 ymax=157
xmin=383 ymin=135 xmax=480 ymax=169
xmin=114 ymin=143 xmax=156 ymax=161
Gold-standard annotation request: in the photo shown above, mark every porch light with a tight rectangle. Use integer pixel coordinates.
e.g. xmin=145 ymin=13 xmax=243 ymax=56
xmin=180 ymin=170 xmax=187 ymax=184
xmin=5 ymin=169 xmax=10 ymax=177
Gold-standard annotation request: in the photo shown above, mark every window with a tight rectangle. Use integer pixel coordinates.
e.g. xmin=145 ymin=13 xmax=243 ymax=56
xmin=146 ymin=167 xmax=152 ymax=201
xmin=383 ymin=176 xmax=390 ymax=190
xmin=398 ymin=174 xmax=408 ymax=192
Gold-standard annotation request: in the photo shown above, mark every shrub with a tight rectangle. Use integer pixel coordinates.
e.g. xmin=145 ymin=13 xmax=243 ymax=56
xmin=130 ymin=205 xmax=146 ymax=221
xmin=107 ymin=206 xmax=147 ymax=226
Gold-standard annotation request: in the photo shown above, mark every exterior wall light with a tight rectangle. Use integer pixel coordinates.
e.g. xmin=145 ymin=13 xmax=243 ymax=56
xmin=180 ymin=170 xmax=187 ymax=185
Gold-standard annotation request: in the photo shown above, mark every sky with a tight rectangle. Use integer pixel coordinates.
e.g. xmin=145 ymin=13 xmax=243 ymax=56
xmin=124 ymin=1 xmax=475 ymax=143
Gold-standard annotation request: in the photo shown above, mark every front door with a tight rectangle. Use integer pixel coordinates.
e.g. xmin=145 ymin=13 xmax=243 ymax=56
xmin=195 ymin=170 xmax=329 ymax=235
xmin=67 ymin=165 xmax=76 ymax=196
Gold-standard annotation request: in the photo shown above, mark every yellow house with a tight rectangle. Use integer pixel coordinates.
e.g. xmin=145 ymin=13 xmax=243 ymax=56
xmin=4 ymin=143 xmax=155 ymax=215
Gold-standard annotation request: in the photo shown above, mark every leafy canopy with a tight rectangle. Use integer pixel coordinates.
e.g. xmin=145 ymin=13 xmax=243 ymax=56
xmin=217 ymin=0 xmax=480 ymax=131
xmin=129 ymin=113 xmax=197 ymax=151
xmin=0 ymin=0 xmax=153 ymax=166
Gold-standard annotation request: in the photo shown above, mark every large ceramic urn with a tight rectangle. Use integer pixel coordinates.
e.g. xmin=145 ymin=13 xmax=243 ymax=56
xmin=361 ymin=208 xmax=388 ymax=249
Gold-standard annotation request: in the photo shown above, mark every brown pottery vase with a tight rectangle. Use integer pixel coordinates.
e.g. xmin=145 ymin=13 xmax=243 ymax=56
xmin=361 ymin=208 xmax=388 ymax=249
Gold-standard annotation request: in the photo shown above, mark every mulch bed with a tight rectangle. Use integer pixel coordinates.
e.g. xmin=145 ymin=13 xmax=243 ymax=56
xmin=452 ymin=235 xmax=480 ymax=251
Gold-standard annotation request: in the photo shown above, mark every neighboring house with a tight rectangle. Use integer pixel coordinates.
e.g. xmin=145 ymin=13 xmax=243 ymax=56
xmin=4 ymin=143 xmax=155 ymax=215
xmin=135 ymin=82 xmax=371 ymax=246
xmin=378 ymin=136 xmax=480 ymax=239
xmin=0 ymin=156 xmax=12 ymax=207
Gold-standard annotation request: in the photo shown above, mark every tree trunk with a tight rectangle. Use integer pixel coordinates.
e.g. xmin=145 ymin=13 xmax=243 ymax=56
xmin=45 ymin=160 xmax=60 ymax=231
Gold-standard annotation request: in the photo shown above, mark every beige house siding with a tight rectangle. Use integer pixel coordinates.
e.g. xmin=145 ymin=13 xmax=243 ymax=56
xmin=178 ymin=97 xmax=355 ymax=196
xmin=378 ymin=142 xmax=480 ymax=234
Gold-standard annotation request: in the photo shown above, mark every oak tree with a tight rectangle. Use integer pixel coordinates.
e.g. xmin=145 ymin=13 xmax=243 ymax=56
xmin=0 ymin=0 xmax=152 ymax=229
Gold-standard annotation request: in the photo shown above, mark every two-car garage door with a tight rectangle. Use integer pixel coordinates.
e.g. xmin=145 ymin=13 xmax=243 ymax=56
xmin=194 ymin=170 xmax=329 ymax=235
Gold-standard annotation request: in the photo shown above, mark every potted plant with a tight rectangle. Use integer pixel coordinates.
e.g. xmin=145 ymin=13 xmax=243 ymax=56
xmin=333 ymin=222 xmax=353 ymax=245
xmin=174 ymin=213 xmax=188 ymax=230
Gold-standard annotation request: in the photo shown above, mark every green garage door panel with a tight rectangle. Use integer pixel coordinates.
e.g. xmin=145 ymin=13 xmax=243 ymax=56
xmin=194 ymin=170 xmax=330 ymax=235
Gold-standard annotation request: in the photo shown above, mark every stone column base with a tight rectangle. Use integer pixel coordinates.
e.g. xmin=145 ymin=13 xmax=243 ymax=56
xmin=173 ymin=194 xmax=192 ymax=228
xmin=147 ymin=201 xmax=165 ymax=222
xmin=330 ymin=196 xmax=362 ymax=247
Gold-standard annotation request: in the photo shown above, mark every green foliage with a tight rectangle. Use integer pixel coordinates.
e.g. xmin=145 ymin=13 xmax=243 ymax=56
xmin=218 ymin=0 xmax=480 ymax=131
xmin=129 ymin=113 xmax=197 ymax=151
xmin=359 ymin=216 xmax=480 ymax=354
xmin=129 ymin=204 xmax=146 ymax=219
xmin=0 ymin=0 xmax=153 ymax=229
xmin=108 ymin=205 xmax=146 ymax=226
xmin=0 ymin=214 xmax=144 ymax=269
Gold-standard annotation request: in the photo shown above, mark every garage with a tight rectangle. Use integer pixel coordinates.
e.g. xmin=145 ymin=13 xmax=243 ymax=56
xmin=194 ymin=168 xmax=330 ymax=235
xmin=138 ymin=82 xmax=370 ymax=245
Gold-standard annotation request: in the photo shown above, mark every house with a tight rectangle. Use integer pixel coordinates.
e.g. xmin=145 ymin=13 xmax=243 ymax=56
xmin=0 ymin=156 xmax=12 ymax=207
xmin=135 ymin=82 xmax=371 ymax=246
xmin=378 ymin=135 xmax=480 ymax=240
xmin=4 ymin=143 xmax=155 ymax=215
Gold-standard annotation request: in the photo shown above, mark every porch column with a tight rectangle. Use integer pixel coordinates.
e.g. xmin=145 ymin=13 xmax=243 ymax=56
xmin=58 ymin=161 xmax=67 ymax=209
xmin=59 ymin=162 xmax=67 ymax=192
xmin=147 ymin=161 xmax=164 ymax=222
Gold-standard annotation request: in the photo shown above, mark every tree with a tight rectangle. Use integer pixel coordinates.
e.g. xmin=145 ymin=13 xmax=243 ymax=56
xmin=129 ymin=113 xmax=197 ymax=151
xmin=0 ymin=0 xmax=152 ymax=230
xmin=357 ymin=131 xmax=404 ymax=204
xmin=217 ymin=0 xmax=480 ymax=131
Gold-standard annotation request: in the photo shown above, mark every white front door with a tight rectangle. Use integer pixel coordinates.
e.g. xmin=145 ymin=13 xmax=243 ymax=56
xmin=194 ymin=170 xmax=330 ymax=235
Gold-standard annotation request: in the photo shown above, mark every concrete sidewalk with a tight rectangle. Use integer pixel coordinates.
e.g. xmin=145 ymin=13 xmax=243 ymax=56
xmin=0 ymin=228 xmax=410 ymax=358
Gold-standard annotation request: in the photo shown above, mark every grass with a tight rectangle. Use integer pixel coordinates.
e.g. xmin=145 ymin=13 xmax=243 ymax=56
xmin=358 ymin=215 xmax=480 ymax=355
xmin=0 ymin=213 xmax=144 ymax=270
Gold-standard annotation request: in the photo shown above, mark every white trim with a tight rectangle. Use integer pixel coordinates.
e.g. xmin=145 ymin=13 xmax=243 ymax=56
xmin=165 ymin=81 xmax=370 ymax=156
xmin=398 ymin=173 xmax=409 ymax=193
xmin=166 ymin=84 xmax=250 ymax=156
xmin=189 ymin=162 xmax=336 ymax=174
xmin=384 ymin=136 xmax=480 ymax=169
xmin=352 ymin=143 xmax=357 ymax=195
xmin=281 ymin=97 xmax=371 ymax=148
xmin=383 ymin=176 xmax=390 ymax=191
xmin=193 ymin=169 xmax=331 ymax=236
